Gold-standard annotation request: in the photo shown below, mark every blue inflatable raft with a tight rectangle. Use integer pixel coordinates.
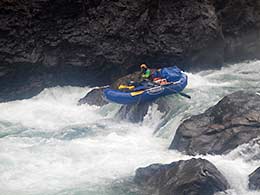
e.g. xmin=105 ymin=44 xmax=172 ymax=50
xmin=103 ymin=66 xmax=188 ymax=104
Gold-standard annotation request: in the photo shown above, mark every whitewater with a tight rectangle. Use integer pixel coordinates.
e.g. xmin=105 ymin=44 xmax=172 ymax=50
xmin=0 ymin=61 xmax=260 ymax=195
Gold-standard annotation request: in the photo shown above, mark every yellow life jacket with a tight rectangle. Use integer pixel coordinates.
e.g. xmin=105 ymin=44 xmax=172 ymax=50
xmin=118 ymin=85 xmax=135 ymax=90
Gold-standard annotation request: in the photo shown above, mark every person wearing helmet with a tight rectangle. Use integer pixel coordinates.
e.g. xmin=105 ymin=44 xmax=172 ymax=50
xmin=140 ymin=64 xmax=152 ymax=80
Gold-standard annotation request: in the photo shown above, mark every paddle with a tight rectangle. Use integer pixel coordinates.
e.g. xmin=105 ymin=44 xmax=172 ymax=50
xmin=94 ymin=85 xmax=110 ymax=90
xmin=178 ymin=92 xmax=191 ymax=99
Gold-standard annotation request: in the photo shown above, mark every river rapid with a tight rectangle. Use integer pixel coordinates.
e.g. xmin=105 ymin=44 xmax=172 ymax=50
xmin=0 ymin=61 xmax=260 ymax=195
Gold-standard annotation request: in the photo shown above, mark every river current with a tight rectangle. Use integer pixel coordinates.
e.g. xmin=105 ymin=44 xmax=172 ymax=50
xmin=0 ymin=61 xmax=260 ymax=195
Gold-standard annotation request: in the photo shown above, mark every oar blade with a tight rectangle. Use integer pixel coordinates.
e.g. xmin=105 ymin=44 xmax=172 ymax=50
xmin=179 ymin=92 xmax=191 ymax=99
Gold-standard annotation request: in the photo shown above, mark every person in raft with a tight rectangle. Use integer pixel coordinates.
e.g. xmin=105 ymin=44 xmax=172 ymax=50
xmin=140 ymin=63 xmax=152 ymax=80
xmin=140 ymin=64 xmax=168 ymax=85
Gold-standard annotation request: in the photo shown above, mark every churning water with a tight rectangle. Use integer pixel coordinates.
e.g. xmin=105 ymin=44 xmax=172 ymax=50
xmin=0 ymin=61 xmax=260 ymax=195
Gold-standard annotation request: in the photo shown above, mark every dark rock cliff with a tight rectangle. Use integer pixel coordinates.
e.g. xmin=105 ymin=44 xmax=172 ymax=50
xmin=0 ymin=0 xmax=260 ymax=101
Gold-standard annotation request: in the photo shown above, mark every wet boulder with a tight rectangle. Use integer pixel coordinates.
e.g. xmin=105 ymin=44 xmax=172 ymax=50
xmin=117 ymin=102 xmax=152 ymax=123
xmin=170 ymin=91 xmax=260 ymax=155
xmin=117 ymin=98 xmax=171 ymax=123
xmin=249 ymin=167 xmax=260 ymax=191
xmin=134 ymin=158 xmax=229 ymax=195
xmin=78 ymin=88 xmax=108 ymax=106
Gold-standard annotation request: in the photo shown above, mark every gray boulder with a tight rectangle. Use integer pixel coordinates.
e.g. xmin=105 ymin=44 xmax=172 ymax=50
xmin=78 ymin=88 xmax=108 ymax=106
xmin=170 ymin=91 xmax=260 ymax=155
xmin=117 ymin=98 xmax=171 ymax=123
xmin=249 ymin=167 xmax=260 ymax=191
xmin=134 ymin=158 xmax=229 ymax=195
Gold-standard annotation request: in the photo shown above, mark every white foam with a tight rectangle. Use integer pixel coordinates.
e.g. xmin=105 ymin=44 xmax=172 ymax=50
xmin=0 ymin=87 xmax=178 ymax=194
xmin=0 ymin=60 xmax=260 ymax=195
xmin=204 ymin=154 xmax=259 ymax=195
xmin=0 ymin=86 xmax=102 ymax=131
xmin=0 ymin=123 xmax=179 ymax=195
xmin=142 ymin=103 xmax=165 ymax=129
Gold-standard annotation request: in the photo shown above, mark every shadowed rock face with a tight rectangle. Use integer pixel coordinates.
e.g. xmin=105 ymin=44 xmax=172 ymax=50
xmin=0 ymin=0 xmax=223 ymax=71
xmin=249 ymin=167 xmax=260 ymax=190
xmin=134 ymin=158 xmax=230 ymax=195
xmin=116 ymin=98 xmax=171 ymax=123
xmin=214 ymin=0 xmax=260 ymax=63
xmin=0 ymin=64 xmax=101 ymax=102
xmin=1 ymin=0 xmax=259 ymax=71
xmin=116 ymin=102 xmax=153 ymax=123
xmin=170 ymin=91 xmax=260 ymax=155
xmin=0 ymin=0 xmax=260 ymax=101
